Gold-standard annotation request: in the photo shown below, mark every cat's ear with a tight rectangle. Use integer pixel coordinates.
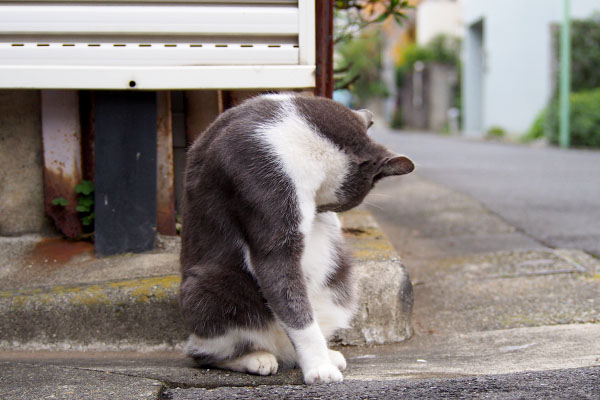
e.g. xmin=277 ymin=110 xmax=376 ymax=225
xmin=354 ymin=109 xmax=374 ymax=129
xmin=379 ymin=156 xmax=414 ymax=177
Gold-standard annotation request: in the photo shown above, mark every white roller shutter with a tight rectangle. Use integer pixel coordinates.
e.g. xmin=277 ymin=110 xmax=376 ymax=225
xmin=0 ymin=0 xmax=315 ymax=89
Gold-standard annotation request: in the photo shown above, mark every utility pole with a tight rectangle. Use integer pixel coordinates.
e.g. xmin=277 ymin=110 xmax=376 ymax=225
xmin=559 ymin=0 xmax=571 ymax=148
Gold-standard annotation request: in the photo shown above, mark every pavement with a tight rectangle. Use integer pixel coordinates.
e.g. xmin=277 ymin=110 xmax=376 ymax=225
xmin=1 ymin=130 xmax=600 ymax=398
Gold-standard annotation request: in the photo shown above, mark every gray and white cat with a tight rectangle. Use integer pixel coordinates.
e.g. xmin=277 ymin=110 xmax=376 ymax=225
xmin=179 ymin=94 xmax=414 ymax=384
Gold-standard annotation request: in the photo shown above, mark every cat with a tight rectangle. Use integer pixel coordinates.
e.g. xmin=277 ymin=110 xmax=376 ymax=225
xmin=179 ymin=93 xmax=414 ymax=384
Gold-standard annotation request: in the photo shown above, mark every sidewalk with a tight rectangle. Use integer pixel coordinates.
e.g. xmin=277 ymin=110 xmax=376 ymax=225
xmin=366 ymin=173 xmax=600 ymax=336
xmin=1 ymin=173 xmax=599 ymax=399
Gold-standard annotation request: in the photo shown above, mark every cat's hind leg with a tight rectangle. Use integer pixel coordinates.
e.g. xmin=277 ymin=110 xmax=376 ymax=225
xmin=183 ymin=322 xmax=296 ymax=376
xmin=184 ymin=332 xmax=279 ymax=376
xmin=215 ymin=351 xmax=278 ymax=376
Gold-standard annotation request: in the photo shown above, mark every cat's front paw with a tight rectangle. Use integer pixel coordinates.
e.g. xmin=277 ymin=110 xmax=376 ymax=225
xmin=328 ymin=349 xmax=347 ymax=371
xmin=303 ymin=362 xmax=343 ymax=384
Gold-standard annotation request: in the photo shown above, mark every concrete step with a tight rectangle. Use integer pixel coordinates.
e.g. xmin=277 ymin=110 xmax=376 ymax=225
xmin=0 ymin=209 xmax=413 ymax=350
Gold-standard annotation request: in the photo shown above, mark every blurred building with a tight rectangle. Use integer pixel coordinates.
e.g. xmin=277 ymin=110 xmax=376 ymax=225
xmin=416 ymin=0 xmax=463 ymax=45
xmin=463 ymin=0 xmax=599 ymax=136
xmin=381 ymin=0 xmax=462 ymax=127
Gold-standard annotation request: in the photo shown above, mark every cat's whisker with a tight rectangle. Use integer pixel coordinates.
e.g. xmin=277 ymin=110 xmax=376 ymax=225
xmin=363 ymin=201 xmax=384 ymax=211
xmin=368 ymin=193 xmax=392 ymax=198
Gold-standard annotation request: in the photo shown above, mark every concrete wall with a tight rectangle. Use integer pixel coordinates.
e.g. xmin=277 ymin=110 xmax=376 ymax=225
xmin=0 ymin=90 xmax=48 ymax=235
xmin=463 ymin=0 xmax=600 ymax=136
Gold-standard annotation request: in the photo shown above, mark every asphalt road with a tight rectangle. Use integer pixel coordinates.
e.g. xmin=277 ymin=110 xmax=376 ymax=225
xmin=165 ymin=367 xmax=600 ymax=399
xmin=371 ymin=130 xmax=600 ymax=256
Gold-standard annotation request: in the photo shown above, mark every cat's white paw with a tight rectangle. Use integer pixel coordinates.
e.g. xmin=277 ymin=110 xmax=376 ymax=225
xmin=242 ymin=351 xmax=279 ymax=376
xmin=303 ymin=362 xmax=343 ymax=384
xmin=217 ymin=351 xmax=278 ymax=376
xmin=328 ymin=349 xmax=347 ymax=371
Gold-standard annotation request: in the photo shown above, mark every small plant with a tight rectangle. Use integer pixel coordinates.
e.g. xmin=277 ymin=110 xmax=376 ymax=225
xmin=486 ymin=126 xmax=506 ymax=139
xmin=51 ymin=180 xmax=95 ymax=235
xmin=75 ymin=180 xmax=94 ymax=229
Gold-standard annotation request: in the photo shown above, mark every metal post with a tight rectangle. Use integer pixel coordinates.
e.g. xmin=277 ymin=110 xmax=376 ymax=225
xmin=315 ymin=0 xmax=334 ymax=98
xmin=559 ymin=0 xmax=571 ymax=148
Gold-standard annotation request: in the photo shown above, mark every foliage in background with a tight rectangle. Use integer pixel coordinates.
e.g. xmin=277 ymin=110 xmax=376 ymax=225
xmin=335 ymin=30 xmax=389 ymax=105
xmin=527 ymin=15 xmax=600 ymax=146
xmin=334 ymin=0 xmax=412 ymax=45
xmin=526 ymin=88 xmax=600 ymax=148
xmin=555 ymin=14 xmax=600 ymax=92
xmin=398 ymin=34 xmax=461 ymax=71
xmin=395 ymin=34 xmax=461 ymax=87
xmin=334 ymin=0 xmax=412 ymax=105
xmin=390 ymin=106 xmax=404 ymax=129
xmin=486 ymin=126 xmax=506 ymax=139
xmin=394 ymin=34 xmax=462 ymax=129
xmin=522 ymin=109 xmax=548 ymax=142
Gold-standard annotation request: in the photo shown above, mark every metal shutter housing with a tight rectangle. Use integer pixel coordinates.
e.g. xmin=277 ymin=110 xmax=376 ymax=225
xmin=0 ymin=0 xmax=316 ymax=89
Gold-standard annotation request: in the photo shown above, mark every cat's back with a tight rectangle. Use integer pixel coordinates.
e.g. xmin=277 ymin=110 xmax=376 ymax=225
xmin=187 ymin=95 xmax=283 ymax=162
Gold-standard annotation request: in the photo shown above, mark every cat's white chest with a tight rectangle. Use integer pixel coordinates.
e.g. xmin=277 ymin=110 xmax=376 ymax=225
xmin=301 ymin=212 xmax=341 ymax=288
xmin=301 ymin=212 xmax=354 ymax=338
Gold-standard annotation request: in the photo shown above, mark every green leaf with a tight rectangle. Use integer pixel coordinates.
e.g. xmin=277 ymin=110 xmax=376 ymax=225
xmin=76 ymin=205 xmax=90 ymax=213
xmin=78 ymin=197 xmax=94 ymax=209
xmin=51 ymin=197 xmax=68 ymax=207
xmin=75 ymin=180 xmax=94 ymax=195
xmin=82 ymin=212 xmax=94 ymax=226
xmin=374 ymin=13 xmax=389 ymax=23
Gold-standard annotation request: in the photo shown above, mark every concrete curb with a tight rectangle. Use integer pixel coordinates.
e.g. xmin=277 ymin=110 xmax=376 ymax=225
xmin=0 ymin=209 xmax=413 ymax=350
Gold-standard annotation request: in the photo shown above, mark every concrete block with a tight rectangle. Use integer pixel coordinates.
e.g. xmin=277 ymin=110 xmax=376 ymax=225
xmin=0 ymin=209 xmax=413 ymax=349
xmin=337 ymin=209 xmax=414 ymax=345
xmin=0 ymin=90 xmax=47 ymax=235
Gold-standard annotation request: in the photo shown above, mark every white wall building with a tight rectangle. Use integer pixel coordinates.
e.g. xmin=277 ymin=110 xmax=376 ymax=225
xmin=463 ymin=0 xmax=599 ymax=136
xmin=417 ymin=0 xmax=463 ymax=45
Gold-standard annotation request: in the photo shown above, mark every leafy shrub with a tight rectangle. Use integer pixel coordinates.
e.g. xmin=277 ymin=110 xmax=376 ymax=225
xmin=527 ymin=88 xmax=600 ymax=147
xmin=554 ymin=15 xmax=600 ymax=92
xmin=522 ymin=109 xmax=547 ymax=142
xmin=486 ymin=126 xmax=506 ymax=138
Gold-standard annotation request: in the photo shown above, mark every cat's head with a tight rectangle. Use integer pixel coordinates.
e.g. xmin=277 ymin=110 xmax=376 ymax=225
xmin=322 ymin=111 xmax=414 ymax=212
xmin=294 ymin=97 xmax=414 ymax=213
